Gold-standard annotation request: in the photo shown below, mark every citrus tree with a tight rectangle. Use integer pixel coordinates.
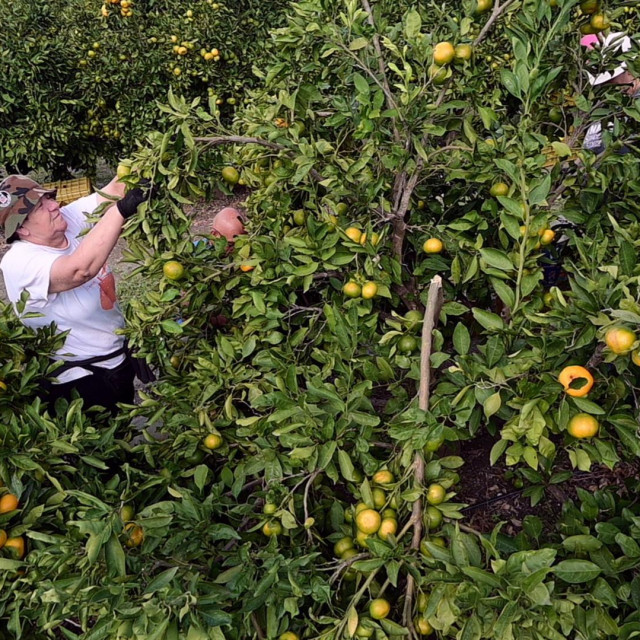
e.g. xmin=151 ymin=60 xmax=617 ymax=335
xmin=0 ymin=0 xmax=290 ymax=176
xmin=3 ymin=0 xmax=640 ymax=638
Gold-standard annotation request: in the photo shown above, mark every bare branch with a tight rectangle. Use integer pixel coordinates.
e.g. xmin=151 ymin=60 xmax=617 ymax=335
xmin=473 ymin=0 xmax=519 ymax=47
xmin=251 ymin=613 xmax=266 ymax=640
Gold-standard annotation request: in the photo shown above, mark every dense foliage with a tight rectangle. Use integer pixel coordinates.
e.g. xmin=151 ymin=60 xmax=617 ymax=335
xmin=0 ymin=0 xmax=289 ymax=176
xmin=1 ymin=0 xmax=640 ymax=638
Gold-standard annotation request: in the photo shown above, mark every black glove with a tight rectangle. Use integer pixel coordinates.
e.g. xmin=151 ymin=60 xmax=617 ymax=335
xmin=116 ymin=180 xmax=158 ymax=219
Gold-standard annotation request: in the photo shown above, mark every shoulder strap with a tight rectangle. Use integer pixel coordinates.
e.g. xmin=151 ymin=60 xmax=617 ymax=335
xmin=53 ymin=346 xmax=127 ymax=375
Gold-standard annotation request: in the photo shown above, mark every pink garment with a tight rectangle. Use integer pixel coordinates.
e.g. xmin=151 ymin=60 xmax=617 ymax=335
xmin=580 ymin=34 xmax=599 ymax=49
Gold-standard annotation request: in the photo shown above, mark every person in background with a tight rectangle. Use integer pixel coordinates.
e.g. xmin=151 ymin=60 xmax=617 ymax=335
xmin=0 ymin=174 xmax=153 ymax=414
xmin=581 ymin=32 xmax=639 ymax=153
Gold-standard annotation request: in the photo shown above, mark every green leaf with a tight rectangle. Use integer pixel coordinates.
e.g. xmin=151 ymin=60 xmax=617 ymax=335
xmin=104 ymin=533 xmax=126 ymax=578
xmin=529 ymin=174 xmax=551 ymax=205
xmin=338 ymin=449 xmax=357 ymax=481
xmin=472 ymin=308 xmax=504 ymax=331
xmin=349 ymin=38 xmax=368 ymax=50
xmin=144 ymin=567 xmax=179 ymax=594
xmin=480 ymin=248 xmax=514 ymax=272
xmin=491 ymin=278 xmax=515 ymax=308
xmin=551 ymin=141 xmax=572 ymax=157
xmin=615 ymin=533 xmax=640 ymax=558
xmin=161 ymin=319 xmax=184 ymax=334
xmin=571 ymin=397 xmax=606 ymax=414
xmin=554 ymin=559 xmax=601 ymax=583
xmin=562 ymin=535 xmax=602 ymax=553
xmin=500 ymin=69 xmax=521 ymax=97
xmin=483 ymin=392 xmax=501 ymax=419
xmin=490 ymin=439 xmax=508 ymax=465
xmin=353 ymin=73 xmax=370 ymax=95
xmin=404 ymin=9 xmax=422 ymax=39
xmin=453 ymin=323 xmax=471 ymax=355
xmin=194 ymin=464 xmax=210 ymax=491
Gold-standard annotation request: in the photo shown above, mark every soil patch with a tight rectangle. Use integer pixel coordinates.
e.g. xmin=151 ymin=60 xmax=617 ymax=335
xmin=454 ymin=433 xmax=640 ymax=536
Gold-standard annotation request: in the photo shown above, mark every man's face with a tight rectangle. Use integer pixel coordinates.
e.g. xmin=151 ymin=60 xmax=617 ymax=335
xmin=17 ymin=194 xmax=67 ymax=243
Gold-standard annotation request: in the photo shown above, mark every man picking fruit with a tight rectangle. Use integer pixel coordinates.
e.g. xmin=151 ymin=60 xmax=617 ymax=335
xmin=0 ymin=173 xmax=154 ymax=413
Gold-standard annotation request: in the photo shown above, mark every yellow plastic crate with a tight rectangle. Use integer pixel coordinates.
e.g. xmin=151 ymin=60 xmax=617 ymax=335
xmin=42 ymin=177 xmax=92 ymax=206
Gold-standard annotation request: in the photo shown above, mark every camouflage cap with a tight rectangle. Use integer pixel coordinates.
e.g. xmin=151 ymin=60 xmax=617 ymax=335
xmin=0 ymin=175 xmax=57 ymax=242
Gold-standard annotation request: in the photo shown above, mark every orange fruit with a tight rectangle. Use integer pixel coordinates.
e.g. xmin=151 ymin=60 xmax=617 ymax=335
xmin=415 ymin=617 xmax=434 ymax=635
xmin=425 ymin=434 xmax=445 ymax=452
xmin=631 ymin=351 xmax=640 ymax=367
xmin=341 ymin=547 xmax=359 ymax=560
xmin=398 ymin=335 xmax=418 ymax=353
xmin=428 ymin=65 xmax=448 ymax=85
xmin=279 ymin=633 xmax=299 ymax=640
xmin=580 ymin=0 xmax=599 ymax=13
xmin=0 ymin=529 xmax=7 ymax=548
xmin=345 ymin=227 xmax=362 ymax=243
xmin=426 ymin=506 xmax=443 ymax=530
xmin=475 ymin=0 xmax=493 ymax=14
xmin=372 ymin=488 xmax=386 ymax=509
xmin=221 ymin=166 xmax=240 ymax=185
xmin=355 ymin=530 xmax=371 ymax=548
xmin=454 ymin=44 xmax=473 ymax=62
xmin=263 ymin=502 xmax=277 ymax=515
xmin=335 ymin=202 xmax=348 ymax=216
xmin=355 ymin=624 xmax=374 ymax=639
xmin=539 ymin=229 xmax=555 ymax=245
xmin=355 ymin=502 xmax=369 ymax=514
xmin=378 ymin=518 xmax=398 ymax=540
xmin=343 ymin=281 xmax=362 ymax=298
xmin=433 ymin=42 xmax=455 ymax=66
xmin=120 ymin=505 xmax=135 ymax=522
xmin=426 ymin=484 xmax=446 ymax=505
xmin=373 ymin=470 xmax=394 ymax=484
xmin=0 ymin=493 xmax=19 ymax=514
xmin=333 ymin=537 xmax=355 ymax=556
xmin=567 ymin=413 xmax=599 ymax=439
xmin=163 ymin=260 xmax=184 ymax=281
xmin=262 ymin=521 xmax=282 ymax=537
xmin=490 ymin=182 xmax=509 ymax=197
xmin=355 ymin=508 xmax=381 ymax=534
xmin=420 ymin=536 xmax=447 ymax=557
xmin=4 ymin=536 xmax=25 ymax=559
xmin=590 ymin=13 xmax=609 ymax=30
xmin=124 ymin=523 xmax=144 ymax=547
xmin=369 ymin=598 xmax=391 ymax=620
xmin=605 ymin=328 xmax=636 ymax=355
xmin=204 ymin=433 xmax=223 ymax=450
xmin=116 ymin=163 xmax=131 ymax=179
xmin=423 ymin=238 xmax=443 ymax=253
xmin=361 ymin=282 xmax=378 ymax=299
xmin=558 ymin=365 xmax=594 ymax=397
xmin=0 ymin=381 xmax=6 ymax=392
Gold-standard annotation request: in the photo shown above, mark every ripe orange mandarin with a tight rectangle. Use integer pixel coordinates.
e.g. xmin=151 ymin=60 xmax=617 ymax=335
xmin=558 ymin=365 xmax=593 ymax=397
xmin=0 ymin=493 xmax=19 ymax=514
xmin=605 ymin=328 xmax=636 ymax=355
xmin=567 ymin=413 xmax=599 ymax=439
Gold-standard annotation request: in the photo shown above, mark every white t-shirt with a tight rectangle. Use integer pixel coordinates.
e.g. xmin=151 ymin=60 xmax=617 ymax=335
xmin=0 ymin=193 xmax=125 ymax=383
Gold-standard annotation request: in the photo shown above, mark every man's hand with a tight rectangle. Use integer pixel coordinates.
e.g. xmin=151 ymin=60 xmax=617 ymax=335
xmin=116 ymin=181 xmax=158 ymax=219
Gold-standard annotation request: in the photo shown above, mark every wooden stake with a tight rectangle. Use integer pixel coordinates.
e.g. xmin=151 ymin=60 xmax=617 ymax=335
xmin=403 ymin=275 xmax=443 ymax=637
